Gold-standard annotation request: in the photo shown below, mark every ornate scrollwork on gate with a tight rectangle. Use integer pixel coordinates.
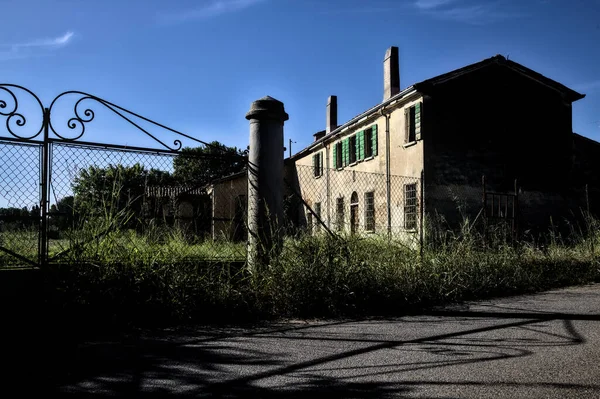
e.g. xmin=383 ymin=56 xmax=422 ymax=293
xmin=0 ymin=84 xmax=211 ymax=152
xmin=0 ymin=84 xmax=45 ymax=140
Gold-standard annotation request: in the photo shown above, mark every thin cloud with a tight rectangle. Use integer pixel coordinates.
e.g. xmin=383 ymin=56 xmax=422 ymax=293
xmin=415 ymin=0 xmax=458 ymax=10
xmin=0 ymin=31 xmax=75 ymax=61
xmin=12 ymin=31 xmax=74 ymax=48
xmin=159 ymin=0 xmax=266 ymax=24
xmin=414 ymin=0 xmax=522 ymax=24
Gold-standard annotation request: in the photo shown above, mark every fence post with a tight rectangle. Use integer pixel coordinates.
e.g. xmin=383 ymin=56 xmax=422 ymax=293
xmin=39 ymin=108 xmax=50 ymax=267
xmin=246 ymin=96 xmax=288 ymax=273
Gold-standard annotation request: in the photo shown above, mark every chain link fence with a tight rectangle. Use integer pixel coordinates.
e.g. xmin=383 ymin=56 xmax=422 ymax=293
xmin=45 ymin=143 xmax=248 ymax=265
xmin=286 ymin=165 xmax=423 ymax=248
xmin=0 ymin=140 xmax=248 ymax=267
xmin=0 ymin=141 xmax=42 ymax=267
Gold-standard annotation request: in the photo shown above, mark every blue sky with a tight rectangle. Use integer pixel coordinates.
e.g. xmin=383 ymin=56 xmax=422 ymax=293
xmin=1 ymin=0 xmax=599 ymax=154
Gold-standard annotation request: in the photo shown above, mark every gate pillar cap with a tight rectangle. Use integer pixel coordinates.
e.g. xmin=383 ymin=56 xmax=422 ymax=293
xmin=246 ymin=96 xmax=289 ymax=122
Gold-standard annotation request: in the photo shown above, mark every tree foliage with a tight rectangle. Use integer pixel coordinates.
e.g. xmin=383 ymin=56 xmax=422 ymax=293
xmin=173 ymin=141 xmax=246 ymax=185
xmin=66 ymin=141 xmax=245 ymax=225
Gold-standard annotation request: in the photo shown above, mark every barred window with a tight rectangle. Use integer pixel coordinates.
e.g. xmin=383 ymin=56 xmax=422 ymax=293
xmin=307 ymin=212 xmax=313 ymax=233
xmin=336 ymin=197 xmax=344 ymax=231
xmin=364 ymin=191 xmax=375 ymax=232
xmin=404 ymin=183 xmax=417 ymax=230
xmin=314 ymin=202 xmax=321 ymax=232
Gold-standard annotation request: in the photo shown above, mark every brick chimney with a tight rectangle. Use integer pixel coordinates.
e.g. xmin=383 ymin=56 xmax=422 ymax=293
xmin=326 ymin=95 xmax=338 ymax=134
xmin=383 ymin=46 xmax=400 ymax=101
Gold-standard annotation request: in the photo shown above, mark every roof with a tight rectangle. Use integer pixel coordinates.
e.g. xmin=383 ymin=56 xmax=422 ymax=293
xmin=414 ymin=55 xmax=585 ymax=102
xmin=291 ymin=55 xmax=585 ymax=161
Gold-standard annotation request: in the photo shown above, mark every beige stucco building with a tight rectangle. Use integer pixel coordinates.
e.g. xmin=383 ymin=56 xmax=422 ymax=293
xmin=210 ymin=46 xmax=597 ymax=243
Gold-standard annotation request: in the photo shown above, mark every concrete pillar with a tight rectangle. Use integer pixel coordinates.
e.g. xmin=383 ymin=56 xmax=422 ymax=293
xmin=246 ymin=96 xmax=288 ymax=271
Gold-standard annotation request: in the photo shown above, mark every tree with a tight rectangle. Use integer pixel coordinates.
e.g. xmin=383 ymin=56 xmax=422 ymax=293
xmin=173 ymin=141 xmax=246 ymax=186
xmin=71 ymin=163 xmax=173 ymax=221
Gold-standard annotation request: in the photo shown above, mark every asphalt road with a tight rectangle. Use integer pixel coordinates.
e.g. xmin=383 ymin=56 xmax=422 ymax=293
xmin=7 ymin=284 xmax=600 ymax=398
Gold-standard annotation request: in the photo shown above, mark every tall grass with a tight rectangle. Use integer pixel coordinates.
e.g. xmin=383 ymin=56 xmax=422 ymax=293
xmin=38 ymin=213 xmax=600 ymax=329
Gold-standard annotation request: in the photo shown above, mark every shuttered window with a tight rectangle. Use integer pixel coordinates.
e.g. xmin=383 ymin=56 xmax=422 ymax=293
xmin=312 ymin=152 xmax=323 ymax=177
xmin=332 ymin=124 xmax=377 ymax=169
xmin=342 ymin=138 xmax=349 ymax=166
xmin=357 ymin=130 xmax=365 ymax=161
xmin=405 ymin=102 xmax=422 ymax=143
xmin=349 ymin=135 xmax=357 ymax=164
xmin=333 ymin=142 xmax=343 ymax=169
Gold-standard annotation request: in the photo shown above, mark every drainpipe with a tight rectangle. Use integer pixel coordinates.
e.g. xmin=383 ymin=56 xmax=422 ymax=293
xmin=380 ymin=106 xmax=392 ymax=238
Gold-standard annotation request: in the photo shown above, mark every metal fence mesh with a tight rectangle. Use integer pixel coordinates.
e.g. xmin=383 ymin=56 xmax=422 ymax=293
xmin=287 ymin=165 xmax=422 ymax=247
xmin=0 ymin=141 xmax=41 ymax=267
xmin=45 ymin=143 xmax=247 ymax=264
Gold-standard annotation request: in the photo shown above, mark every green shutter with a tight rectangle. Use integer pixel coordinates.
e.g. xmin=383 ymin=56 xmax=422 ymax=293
xmin=342 ymin=138 xmax=349 ymax=166
xmin=404 ymin=108 xmax=410 ymax=143
xmin=372 ymin=125 xmax=378 ymax=156
xmin=320 ymin=152 xmax=324 ymax=174
xmin=332 ymin=143 xmax=338 ymax=169
xmin=357 ymin=130 xmax=365 ymax=161
xmin=415 ymin=102 xmax=422 ymax=141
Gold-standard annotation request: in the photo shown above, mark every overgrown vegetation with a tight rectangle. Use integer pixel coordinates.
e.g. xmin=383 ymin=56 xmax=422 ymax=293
xmin=31 ymin=212 xmax=600 ymax=330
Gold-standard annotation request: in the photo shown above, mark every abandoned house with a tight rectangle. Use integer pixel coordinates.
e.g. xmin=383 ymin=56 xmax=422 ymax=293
xmin=208 ymin=46 xmax=599 ymax=242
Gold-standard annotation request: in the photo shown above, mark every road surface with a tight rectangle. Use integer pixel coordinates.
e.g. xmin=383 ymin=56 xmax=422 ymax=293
xmin=8 ymin=284 xmax=600 ymax=398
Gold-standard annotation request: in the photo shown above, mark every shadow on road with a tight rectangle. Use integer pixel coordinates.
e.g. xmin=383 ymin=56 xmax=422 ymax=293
xmin=3 ymin=305 xmax=600 ymax=397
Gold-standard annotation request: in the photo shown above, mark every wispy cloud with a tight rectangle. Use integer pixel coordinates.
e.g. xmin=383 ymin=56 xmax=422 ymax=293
xmin=11 ymin=31 xmax=74 ymax=48
xmin=0 ymin=31 xmax=75 ymax=61
xmin=159 ymin=0 xmax=266 ymax=24
xmin=414 ymin=0 xmax=522 ymax=24
xmin=415 ymin=0 xmax=458 ymax=10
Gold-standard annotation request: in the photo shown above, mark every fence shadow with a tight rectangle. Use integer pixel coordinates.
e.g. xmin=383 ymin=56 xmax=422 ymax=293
xmin=3 ymin=305 xmax=599 ymax=398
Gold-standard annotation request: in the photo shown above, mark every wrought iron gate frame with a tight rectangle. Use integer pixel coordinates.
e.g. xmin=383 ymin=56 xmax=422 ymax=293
xmin=0 ymin=84 xmax=246 ymax=267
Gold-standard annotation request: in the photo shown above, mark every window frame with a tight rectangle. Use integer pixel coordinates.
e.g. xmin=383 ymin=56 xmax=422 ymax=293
xmin=404 ymin=183 xmax=418 ymax=230
xmin=313 ymin=151 xmax=323 ymax=178
xmin=364 ymin=191 xmax=375 ymax=232
xmin=364 ymin=127 xmax=373 ymax=159
xmin=334 ymin=142 xmax=343 ymax=169
xmin=349 ymin=135 xmax=357 ymax=164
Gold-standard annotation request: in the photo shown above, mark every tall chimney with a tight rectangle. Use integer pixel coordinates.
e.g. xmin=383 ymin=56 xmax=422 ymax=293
xmin=326 ymin=95 xmax=337 ymax=134
xmin=383 ymin=46 xmax=400 ymax=101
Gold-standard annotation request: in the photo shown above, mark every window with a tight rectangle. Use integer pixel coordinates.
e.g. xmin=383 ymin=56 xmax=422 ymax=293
xmin=365 ymin=191 xmax=375 ymax=232
xmin=333 ymin=142 xmax=343 ymax=169
xmin=364 ymin=127 xmax=374 ymax=158
xmin=312 ymin=152 xmax=323 ymax=177
xmin=349 ymin=135 xmax=357 ymax=164
xmin=405 ymin=102 xmax=422 ymax=143
xmin=307 ymin=212 xmax=313 ymax=233
xmin=314 ymin=202 xmax=321 ymax=232
xmin=336 ymin=197 xmax=344 ymax=231
xmin=404 ymin=183 xmax=418 ymax=230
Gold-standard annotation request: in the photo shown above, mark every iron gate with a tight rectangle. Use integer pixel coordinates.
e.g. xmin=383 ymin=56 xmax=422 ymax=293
xmin=0 ymin=84 xmax=247 ymax=267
